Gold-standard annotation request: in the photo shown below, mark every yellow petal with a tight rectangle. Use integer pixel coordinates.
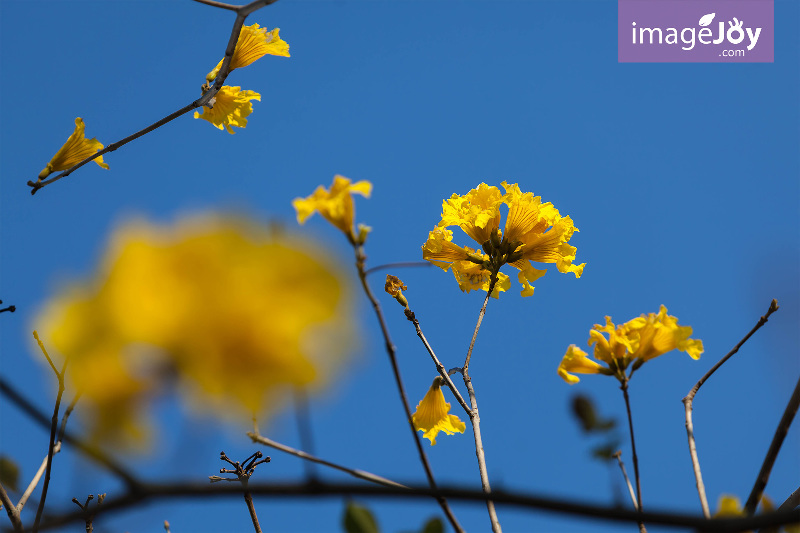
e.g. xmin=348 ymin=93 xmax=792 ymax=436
xmin=39 ymin=118 xmax=108 ymax=179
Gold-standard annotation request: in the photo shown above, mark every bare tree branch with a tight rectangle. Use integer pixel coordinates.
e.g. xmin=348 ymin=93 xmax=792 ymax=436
xmin=682 ymin=299 xmax=779 ymax=517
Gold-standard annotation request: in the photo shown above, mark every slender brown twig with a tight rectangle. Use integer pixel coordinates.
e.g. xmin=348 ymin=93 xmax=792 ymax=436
xmin=71 ymin=494 xmax=105 ymax=533
xmin=613 ymin=451 xmax=638 ymax=510
xmin=32 ymin=332 xmax=69 ymax=533
xmin=247 ymin=431 xmax=407 ymax=489
xmin=682 ymin=299 xmax=780 ymax=518
xmin=364 ymin=261 xmax=434 ymax=277
xmin=744 ymin=375 xmax=800 ymax=514
xmin=354 ymin=245 xmax=464 ymax=533
xmin=459 ymin=273 xmax=502 ymax=532
xmin=0 ymin=481 xmax=23 ymax=532
xmin=34 ymin=480 xmax=800 ymax=532
xmin=0 ymin=377 xmax=140 ymax=487
xmin=776 ymin=486 xmax=800 ymax=512
xmin=621 ymin=379 xmax=646 ymax=533
xmin=403 ymin=308 xmax=471 ymax=415
xmin=214 ymin=451 xmax=270 ymax=533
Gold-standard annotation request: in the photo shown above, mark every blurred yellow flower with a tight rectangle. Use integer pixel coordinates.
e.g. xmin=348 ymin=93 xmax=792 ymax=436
xmin=194 ymin=86 xmax=261 ymax=134
xmin=557 ymin=305 xmax=703 ymax=383
xmin=38 ymin=118 xmax=109 ymax=179
xmin=423 ymin=182 xmax=584 ymax=297
xmin=206 ymin=24 xmax=289 ymax=81
xmin=36 ymin=214 xmax=354 ymax=447
xmin=714 ymin=494 xmax=745 ymax=517
xmin=412 ymin=377 xmax=466 ymax=445
xmin=293 ymin=175 xmax=372 ymax=243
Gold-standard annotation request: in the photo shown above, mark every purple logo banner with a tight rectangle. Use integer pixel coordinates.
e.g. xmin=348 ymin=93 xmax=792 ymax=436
xmin=619 ymin=0 xmax=774 ymax=63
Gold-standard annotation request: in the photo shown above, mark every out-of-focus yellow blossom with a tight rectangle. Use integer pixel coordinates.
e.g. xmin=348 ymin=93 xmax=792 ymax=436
xmin=714 ymin=494 xmax=745 ymax=517
xmin=412 ymin=377 xmax=466 ymax=445
xmin=206 ymin=24 xmax=289 ymax=81
xmin=36 ymin=214 xmax=354 ymax=448
xmin=423 ymin=182 xmax=584 ymax=297
xmin=557 ymin=306 xmax=703 ymax=384
xmin=293 ymin=175 xmax=372 ymax=243
xmin=194 ymin=86 xmax=261 ymax=134
xmin=38 ymin=118 xmax=109 ymax=179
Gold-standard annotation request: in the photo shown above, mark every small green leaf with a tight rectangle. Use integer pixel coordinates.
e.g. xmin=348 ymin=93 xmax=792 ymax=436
xmin=420 ymin=517 xmax=444 ymax=533
xmin=343 ymin=501 xmax=379 ymax=533
xmin=0 ymin=456 xmax=20 ymax=492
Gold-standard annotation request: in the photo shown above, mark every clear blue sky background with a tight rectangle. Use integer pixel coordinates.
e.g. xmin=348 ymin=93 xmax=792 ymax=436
xmin=1 ymin=1 xmax=798 ymax=532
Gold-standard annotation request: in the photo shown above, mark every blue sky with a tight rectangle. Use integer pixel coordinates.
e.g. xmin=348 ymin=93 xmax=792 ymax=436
xmin=1 ymin=1 xmax=798 ymax=532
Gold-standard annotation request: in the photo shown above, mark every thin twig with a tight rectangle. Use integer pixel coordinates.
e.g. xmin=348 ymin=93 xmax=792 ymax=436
xmin=462 ymin=278 xmax=494 ymax=373
xmin=32 ymin=332 xmax=69 ymax=533
xmin=191 ymin=0 xmax=242 ymax=10
xmin=243 ymin=485 xmax=262 ymax=533
xmin=34 ymin=480 xmax=800 ymax=532
xmin=0 ymin=482 xmax=23 ymax=532
xmin=403 ymin=308 xmax=471 ymax=416
xmin=247 ymin=431 xmax=407 ymax=489
xmin=354 ymin=244 xmax=464 ymax=533
xmin=17 ymin=442 xmax=61 ymax=513
xmin=683 ymin=299 xmax=780 ymax=517
xmin=0 ymin=377 xmax=140 ymax=487
xmin=776 ymin=486 xmax=800 ymax=512
xmin=744 ymin=375 xmax=800 ymax=514
xmin=462 ymin=371 xmax=502 ymax=532
xmin=460 ymin=273 xmax=502 ymax=532
xmin=621 ymin=380 xmax=646 ymax=533
xmin=613 ymin=451 xmax=638 ymax=510
xmin=294 ymin=388 xmax=318 ymax=479
xmin=364 ymin=261 xmax=434 ymax=277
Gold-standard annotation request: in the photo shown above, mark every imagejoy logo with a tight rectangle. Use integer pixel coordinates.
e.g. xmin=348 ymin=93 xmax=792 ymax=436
xmin=619 ymin=0 xmax=774 ymax=63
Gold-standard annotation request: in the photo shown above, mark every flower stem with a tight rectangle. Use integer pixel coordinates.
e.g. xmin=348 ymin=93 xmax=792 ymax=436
xmin=461 ymin=273 xmax=502 ymax=532
xmin=354 ymin=245 xmax=464 ymax=533
xmin=621 ymin=380 xmax=646 ymax=533
xmin=462 ymin=371 xmax=502 ymax=532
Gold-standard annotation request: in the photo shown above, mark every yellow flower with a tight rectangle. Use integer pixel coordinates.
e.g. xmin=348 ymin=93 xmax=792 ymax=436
xmin=557 ymin=345 xmax=604 ymax=384
xmin=557 ymin=306 xmax=703 ymax=383
xmin=293 ymin=175 xmax=372 ymax=243
xmin=193 ymin=86 xmax=261 ymax=134
xmin=36 ymin=214 xmax=354 ymax=448
xmin=38 ymin=118 xmax=109 ymax=179
xmin=412 ymin=377 xmax=466 ymax=445
xmin=713 ymin=494 xmax=745 ymax=517
xmin=423 ymin=182 xmax=584 ymax=297
xmin=206 ymin=24 xmax=289 ymax=81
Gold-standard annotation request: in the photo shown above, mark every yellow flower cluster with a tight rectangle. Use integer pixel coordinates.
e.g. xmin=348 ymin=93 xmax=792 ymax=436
xmin=557 ymin=305 xmax=703 ymax=383
xmin=197 ymin=23 xmax=290 ymax=134
xmin=36 ymin=214 xmax=353 ymax=446
xmin=423 ymin=182 xmax=584 ymax=298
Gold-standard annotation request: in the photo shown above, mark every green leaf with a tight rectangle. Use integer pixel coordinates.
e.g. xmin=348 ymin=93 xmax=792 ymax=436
xmin=420 ymin=517 xmax=444 ymax=533
xmin=343 ymin=501 xmax=379 ymax=533
xmin=0 ymin=456 xmax=20 ymax=492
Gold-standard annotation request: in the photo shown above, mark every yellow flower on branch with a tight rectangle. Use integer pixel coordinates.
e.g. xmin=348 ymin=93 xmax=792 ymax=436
xmin=206 ymin=24 xmax=289 ymax=81
xmin=38 ymin=118 xmax=109 ymax=179
xmin=194 ymin=86 xmax=261 ymax=134
xmin=412 ymin=377 xmax=466 ymax=445
xmin=293 ymin=175 xmax=372 ymax=243
xmin=557 ymin=305 xmax=703 ymax=384
xmin=36 ymin=214 xmax=355 ymax=447
xmin=423 ymin=182 xmax=584 ymax=297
